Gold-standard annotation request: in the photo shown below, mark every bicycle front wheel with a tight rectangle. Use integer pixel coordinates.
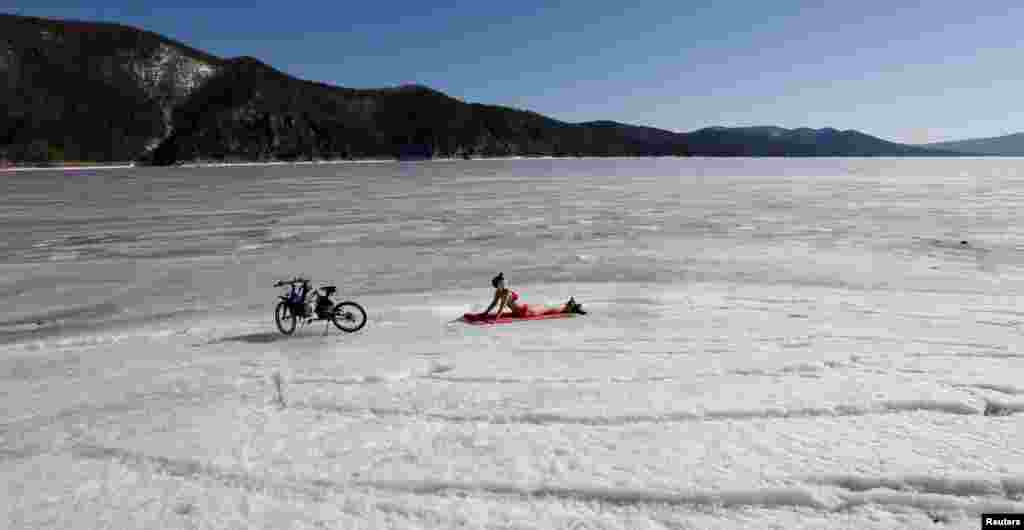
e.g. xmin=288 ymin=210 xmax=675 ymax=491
xmin=332 ymin=301 xmax=367 ymax=333
xmin=275 ymin=301 xmax=297 ymax=335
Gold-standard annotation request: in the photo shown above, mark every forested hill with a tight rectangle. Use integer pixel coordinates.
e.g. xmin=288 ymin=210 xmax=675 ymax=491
xmin=149 ymin=57 xmax=692 ymax=164
xmin=1 ymin=13 xmax=222 ymax=162
xmin=0 ymin=13 xmax=963 ymax=164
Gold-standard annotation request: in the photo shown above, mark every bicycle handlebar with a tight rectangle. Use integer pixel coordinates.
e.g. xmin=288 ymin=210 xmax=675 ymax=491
xmin=274 ymin=278 xmax=310 ymax=287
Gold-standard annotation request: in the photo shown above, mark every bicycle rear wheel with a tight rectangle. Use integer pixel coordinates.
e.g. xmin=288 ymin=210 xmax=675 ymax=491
xmin=332 ymin=301 xmax=367 ymax=333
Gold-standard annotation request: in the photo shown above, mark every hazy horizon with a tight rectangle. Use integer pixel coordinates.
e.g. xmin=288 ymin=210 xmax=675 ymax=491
xmin=6 ymin=3 xmax=1024 ymax=144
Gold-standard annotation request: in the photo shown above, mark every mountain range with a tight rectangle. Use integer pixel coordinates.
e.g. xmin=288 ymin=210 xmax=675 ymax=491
xmin=0 ymin=13 xmax=994 ymax=165
xmin=925 ymin=133 xmax=1024 ymax=156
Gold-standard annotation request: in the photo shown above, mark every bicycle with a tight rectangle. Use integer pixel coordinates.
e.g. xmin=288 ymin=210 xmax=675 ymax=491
xmin=273 ymin=278 xmax=367 ymax=335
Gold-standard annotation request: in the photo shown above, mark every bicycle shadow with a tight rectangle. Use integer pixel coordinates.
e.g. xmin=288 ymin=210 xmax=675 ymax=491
xmin=210 ymin=332 xmax=292 ymax=344
xmin=210 ymin=328 xmax=340 ymax=345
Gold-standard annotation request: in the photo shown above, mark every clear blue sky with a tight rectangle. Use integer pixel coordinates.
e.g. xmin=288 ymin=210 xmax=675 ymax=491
xmin=8 ymin=2 xmax=1024 ymax=143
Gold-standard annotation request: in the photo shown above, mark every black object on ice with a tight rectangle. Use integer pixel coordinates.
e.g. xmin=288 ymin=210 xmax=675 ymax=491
xmin=567 ymin=297 xmax=587 ymax=315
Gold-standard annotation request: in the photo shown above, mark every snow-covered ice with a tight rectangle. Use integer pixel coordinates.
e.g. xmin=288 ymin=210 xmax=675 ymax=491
xmin=2 ymin=158 xmax=1023 ymax=528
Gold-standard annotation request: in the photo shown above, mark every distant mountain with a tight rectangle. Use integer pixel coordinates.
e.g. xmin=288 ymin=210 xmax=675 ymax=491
xmin=0 ymin=14 xmax=969 ymax=164
xmin=683 ymin=126 xmax=957 ymax=157
xmin=924 ymin=133 xmax=1024 ymax=156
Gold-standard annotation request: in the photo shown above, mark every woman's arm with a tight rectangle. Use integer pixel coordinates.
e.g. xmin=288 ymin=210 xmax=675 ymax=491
xmin=494 ymin=294 xmax=507 ymax=318
xmin=480 ymin=290 xmax=501 ymax=315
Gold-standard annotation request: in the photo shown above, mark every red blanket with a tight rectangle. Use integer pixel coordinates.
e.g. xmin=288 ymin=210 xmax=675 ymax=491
xmin=461 ymin=312 xmax=577 ymax=325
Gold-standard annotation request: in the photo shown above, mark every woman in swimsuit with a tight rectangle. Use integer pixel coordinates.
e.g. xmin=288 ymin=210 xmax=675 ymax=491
xmin=476 ymin=272 xmax=585 ymax=319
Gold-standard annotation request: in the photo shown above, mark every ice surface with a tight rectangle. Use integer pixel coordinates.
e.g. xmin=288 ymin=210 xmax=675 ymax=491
xmin=3 ymin=158 xmax=1024 ymax=528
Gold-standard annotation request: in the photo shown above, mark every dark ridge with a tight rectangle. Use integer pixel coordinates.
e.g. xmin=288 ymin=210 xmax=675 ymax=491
xmin=0 ymin=13 xmax=223 ymax=64
xmin=0 ymin=13 xmax=224 ymax=162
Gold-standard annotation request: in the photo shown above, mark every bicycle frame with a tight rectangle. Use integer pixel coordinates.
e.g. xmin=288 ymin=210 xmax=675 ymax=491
xmin=278 ymin=280 xmax=332 ymax=320
xmin=279 ymin=281 xmax=312 ymax=316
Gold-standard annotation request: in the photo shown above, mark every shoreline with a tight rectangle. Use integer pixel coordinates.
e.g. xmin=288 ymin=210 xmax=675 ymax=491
xmin=0 ymin=156 xmax=601 ymax=172
xmin=0 ymin=156 xmax=665 ymax=172
xmin=1 ymin=154 xmax=1012 ymax=173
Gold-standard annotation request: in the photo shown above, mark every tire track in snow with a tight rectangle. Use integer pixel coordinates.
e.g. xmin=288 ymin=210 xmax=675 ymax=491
xmin=976 ymin=319 xmax=1020 ymax=329
xmin=359 ymin=479 xmax=835 ymax=510
xmin=73 ymin=443 xmax=832 ymax=512
xmin=424 ymin=374 xmax=679 ymax=385
xmin=72 ymin=443 xmax=341 ymax=501
xmin=358 ymin=479 xmax=1024 ymax=516
xmin=977 ymin=309 xmax=1024 ymax=318
xmin=63 ymin=443 xmax=839 ymax=513
xmin=424 ymin=366 xmax=831 ymax=385
xmin=276 ymin=361 xmax=849 ymax=388
xmin=723 ymin=296 xmax=818 ymax=305
xmin=0 ymin=388 xmax=212 ymax=434
xmin=914 ymin=352 xmax=1024 ymax=360
xmin=294 ymin=398 xmax=984 ymax=427
xmin=0 ymin=377 xmax=248 ymax=462
xmin=71 ymin=442 xmax=1024 ymax=516
xmin=805 ymin=473 xmax=1024 ymax=500
xmin=828 ymin=334 xmax=1009 ymax=352
xmin=291 ymin=374 xmax=422 ymax=385
xmin=807 ymin=473 xmax=1024 ymax=515
xmin=951 ymin=383 xmax=1024 ymax=396
xmin=983 ymin=400 xmax=1024 ymax=417
xmin=939 ymin=382 xmax=1024 ymax=418
xmin=838 ymin=489 xmax=1024 ymax=515
xmin=294 ymin=359 xmax=852 ymax=387
xmin=287 ymin=361 xmax=456 ymax=386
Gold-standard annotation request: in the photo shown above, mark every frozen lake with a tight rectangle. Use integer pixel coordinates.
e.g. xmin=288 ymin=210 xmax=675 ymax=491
xmin=2 ymin=158 xmax=1023 ymax=528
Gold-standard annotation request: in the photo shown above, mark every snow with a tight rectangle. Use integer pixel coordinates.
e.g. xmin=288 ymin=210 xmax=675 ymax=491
xmin=129 ymin=43 xmax=218 ymax=99
xmin=120 ymin=43 xmax=220 ymax=152
xmin=2 ymin=158 xmax=1024 ymax=528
